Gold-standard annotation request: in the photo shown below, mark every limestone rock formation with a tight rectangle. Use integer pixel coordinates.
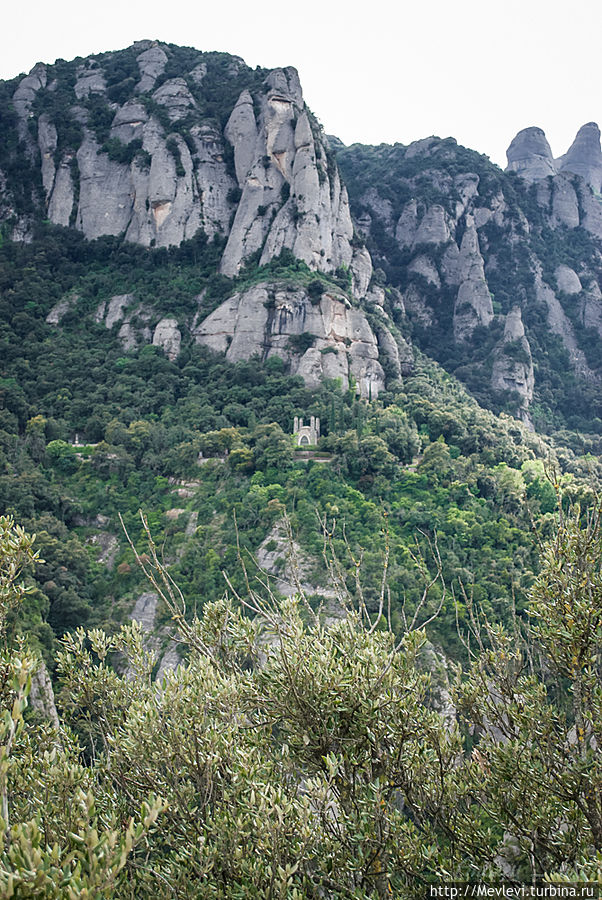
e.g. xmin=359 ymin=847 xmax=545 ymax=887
xmin=127 ymin=590 xmax=180 ymax=681
xmin=224 ymin=90 xmax=258 ymax=186
xmin=403 ymin=283 xmax=433 ymax=327
xmin=74 ymin=63 xmax=106 ymax=100
xmin=534 ymin=272 xmax=594 ymax=379
xmin=153 ymin=78 xmax=197 ymax=122
xmin=395 ymin=199 xmax=418 ymax=248
xmin=579 ymin=182 xmax=602 ymax=240
xmin=46 ymin=292 xmax=79 ymax=324
xmin=153 ymin=317 xmax=181 ymax=360
xmin=555 ymin=265 xmax=582 ymax=295
xmin=453 ymin=219 xmax=494 ymax=341
xmin=372 ymin=321 xmax=414 ymax=379
xmin=18 ymin=46 xmax=366 ymax=282
xmin=582 ymin=280 xmax=602 ymax=337
xmin=408 ymin=254 xmax=440 ymax=287
xmin=27 ymin=48 xmax=238 ymax=247
xmin=135 ymin=43 xmax=168 ymax=93
xmin=220 ymin=69 xmax=360 ymax=291
xmin=192 ymin=282 xmax=385 ymax=397
xmin=505 ymin=127 xmax=557 ymax=181
xmin=413 ymin=205 xmax=450 ymax=246
xmin=550 ymin=175 xmax=580 ymax=229
xmin=75 ymin=133 xmax=136 ymax=239
xmin=558 ymin=123 xmax=602 ymax=193
xmin=95 ymin=294 xmax=133 ymax=328
xmin=491 ymin=306 xmax=534 ymax=427
xmin=12 ymin=63 xmax=47 ymax=144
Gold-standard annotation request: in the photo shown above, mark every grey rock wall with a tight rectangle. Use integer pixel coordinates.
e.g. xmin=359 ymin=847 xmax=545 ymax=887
xmin=453 ymin=219 xmax=494 ymax=341
xmin=220 ymin=70 xmax=360 ymax=289
xmin=20 ymin=47 xmax=366 ymax=290
xmin=491 ymin=307 xmax=534 ymax=427
xmin=558 ymin=122 xmax=602 ymax=193
xmin=193 ymin=282 xmax=385 ymax=397
xmin=505 ymin=126 xmax=557 ymax=181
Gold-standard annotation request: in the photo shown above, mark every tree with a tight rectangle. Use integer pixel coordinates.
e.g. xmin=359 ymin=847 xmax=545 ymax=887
xmin=0 ymin=516 xmax=163 ymax=898
xmin=455 ymin=500 xmax=602 ymax=881
xmin=3 ymin=497 xmax=602 ymax=895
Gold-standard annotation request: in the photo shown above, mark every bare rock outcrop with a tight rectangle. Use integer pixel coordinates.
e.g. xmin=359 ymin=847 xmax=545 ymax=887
xmin=29 ymin=659 xmax=60 ymax=729
xmin=8 ymin=46 xmax=372 ymax=289
xmin=453 ymin=219 xmax=494 ymax=341
xmin=220 ymin=69 xmax=359 ymax=289
xmin=75 ymin=132 xmax=135 ymax=239
xmin=95 ymin=294 xmax=133 ymax=328
xmin=193 ymin=282 xmax=385 ymax=397
xmin=555 ymin=265 xmax=582 ymax=295
xmin=582 ymin=280 xmax=602 ymax=337
xmin=534 ymin=271 xmax=595 ymax=379
xmin=135 ymin=43 xmax=168 ymax=93
xmin=373 ymin=320 xmax=413 ymax=379
xmin=224 ymin=90 xmax=258 ymax=186
xmin=74 ymin=63 xmax=106 ymax=100
xmin=152 ymin=317 xmax=181 ymax=360
xmin=579 ymin=183 xmax=602 ymax=240
xmin=491 ymin=306 xmax=534 ymax=427
xmin=128 ymin=591 xmax=180 ymax=681
xmin=408 ymin=254 xmax=440 ymax=287
xmin=12 ymin=63 xmax=47 ymax=145
xmin=46 ymin=292 xmax=79 ymax=324
xmin=47 ymin=153 xmax=76 ymax=226
xmin=110 ymin=99 xmax=148 ymax=144
xmin=505 ymin=127 xmax=557 ymax=181
xmin=558 ymin=123 xmax=602 ymax=193
xmin=395 ymin=199 xmax=418 ymax=248
xmin=413 ymin=204 xmax=450 ymax=246
xmin=152 ymin=78 xmax=197 ymax=122
xmin=550 ymin=175 xmax=580 ymax=229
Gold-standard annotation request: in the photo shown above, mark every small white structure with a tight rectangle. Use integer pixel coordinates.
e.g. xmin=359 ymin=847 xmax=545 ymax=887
xmin=293 ymin=416 xmax=320 ymax=446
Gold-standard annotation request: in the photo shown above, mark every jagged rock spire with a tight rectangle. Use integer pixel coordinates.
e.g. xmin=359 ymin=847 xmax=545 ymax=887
xmin=505 ymin=126 xmax=557 ymax=181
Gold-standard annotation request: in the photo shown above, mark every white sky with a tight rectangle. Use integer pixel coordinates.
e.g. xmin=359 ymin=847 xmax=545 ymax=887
xmin=2 ymin=0 xmax=600 ymax=168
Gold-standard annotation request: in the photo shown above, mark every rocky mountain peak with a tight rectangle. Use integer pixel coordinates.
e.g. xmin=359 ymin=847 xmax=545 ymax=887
xmin=5 ymin=44 xmax=368 ymax=296
xmin=505 ymin=126 xmax=557 ymax=181
xmin=558 ymin=122 xmax=602 ymax=192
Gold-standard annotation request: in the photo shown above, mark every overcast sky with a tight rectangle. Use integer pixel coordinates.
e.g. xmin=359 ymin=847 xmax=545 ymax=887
xmin=3 ymin=0 xmax=600 ymax=168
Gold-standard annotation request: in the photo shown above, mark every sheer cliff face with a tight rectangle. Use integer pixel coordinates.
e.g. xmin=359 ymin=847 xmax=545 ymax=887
xmin=220 ymin=70 xmax=360 ymax=282
xmin=0 ymin=42 xmax=405 ymax=399
xmin=9 ymin=41 xmax=371 ymax=295
xmin=4 ymin=43 xmax=602 ymax=428
xmin=192 ymin=282 xmax=388 ymax=399
xmin=4 ymin=41 xmax=367 ymax=293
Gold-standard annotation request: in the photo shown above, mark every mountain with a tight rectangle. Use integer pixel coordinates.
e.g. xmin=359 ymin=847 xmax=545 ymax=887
xmin=2 ymin=42 xmax=602 ymax=895
xmin=1 ymin=40 xmax=411 ymax=399
xmin=336 ymin=127 xmax=602 ymax=434
xmin=3 ymin=43 xmax=602 ymax=437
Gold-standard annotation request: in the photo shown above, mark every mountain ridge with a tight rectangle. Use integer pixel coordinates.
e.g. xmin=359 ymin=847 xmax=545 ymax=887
xmin=1 ymin=40 xmax=602 ymax=435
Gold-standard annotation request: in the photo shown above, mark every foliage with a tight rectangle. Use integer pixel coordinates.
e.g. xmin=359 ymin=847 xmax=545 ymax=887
xmin=2 ymin=499 xmax=602 ymax=893
xmin=0 ymin=517 xmax=163 ymax=897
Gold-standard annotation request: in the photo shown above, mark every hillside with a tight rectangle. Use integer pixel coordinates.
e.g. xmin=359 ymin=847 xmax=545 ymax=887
xmin=1 ymin=39 xmax=602 ymax=895
xmin=336 ymin=131 xmax=602 ymax=435
xmin=0 ymin=40 xmax=601 ymax=668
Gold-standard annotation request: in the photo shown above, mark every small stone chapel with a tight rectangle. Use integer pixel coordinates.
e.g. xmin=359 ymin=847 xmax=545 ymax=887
xmin=293 ymin=416 xmax=320 ymax=446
